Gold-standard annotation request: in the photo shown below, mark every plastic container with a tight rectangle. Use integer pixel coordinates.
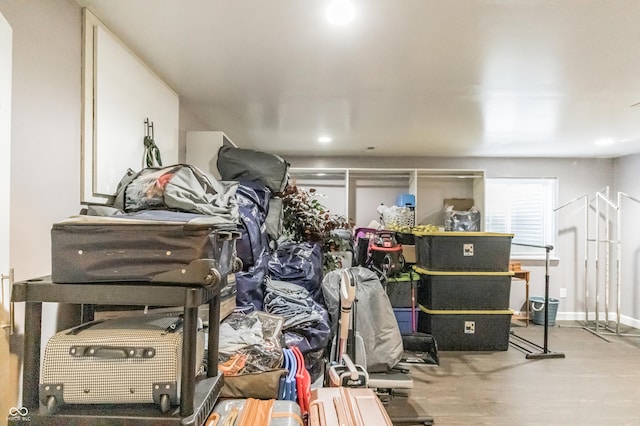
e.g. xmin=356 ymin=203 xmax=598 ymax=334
xmin=530 ymin=296 xmax=560 ymax=326
xmin=393 ymin=307 xmax=419 ymax=334
xmin=397 ymin=193 xmax=416 ymax=208
xmin=416 ymin=268 xmax=513 ymax=310
xmin=418 ymin=306 xmax=513 ymax=351
xmin=385 ymin=272 xmax=419 ymax=308
xmin=414 ymin=232 xmax=514 ymax=272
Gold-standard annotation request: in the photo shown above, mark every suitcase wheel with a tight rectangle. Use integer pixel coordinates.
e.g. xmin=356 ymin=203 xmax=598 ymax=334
xmin=206 ymin=268 xmax=222 ymax=287
xmin=46 ymin=395 xmax=58 ymax=415
xmin=159 ymin=394 xmax=170 ymax=414
xmin=233 ymin=257 xmax=243 ymax=273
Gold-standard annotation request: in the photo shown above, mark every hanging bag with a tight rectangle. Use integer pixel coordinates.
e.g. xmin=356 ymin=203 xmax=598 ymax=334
xmin=217 ymin=145 xmax=290 ymax=193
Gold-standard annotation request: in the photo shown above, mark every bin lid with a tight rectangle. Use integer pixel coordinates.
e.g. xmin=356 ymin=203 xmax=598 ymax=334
xmin=418 ymin=304 xmax=514 ymax=315
xmin=413 ymin=266 xmax=514 ymax=276
xmin=412 ymin=231 xmax=514 ymax=237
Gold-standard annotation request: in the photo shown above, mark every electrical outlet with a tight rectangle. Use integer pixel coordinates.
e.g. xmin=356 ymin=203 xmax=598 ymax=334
xmin=559 ymin=288 xmax=567 ymax=298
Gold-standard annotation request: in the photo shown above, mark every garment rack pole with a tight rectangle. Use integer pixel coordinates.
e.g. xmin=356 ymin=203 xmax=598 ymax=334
xmin=509 ymin=243 xmax=565 ymax=359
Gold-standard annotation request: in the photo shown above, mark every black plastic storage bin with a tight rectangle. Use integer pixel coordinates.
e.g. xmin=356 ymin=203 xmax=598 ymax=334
xmin=418 ymin=306 xmax=513 ymax=351
xmin=414 ymin=232 xmax=514 ymax=272
xmin=415 ymin=267 xmax=513 ymax=310
xmin=385 ymin=272 xmax=419 ymax=308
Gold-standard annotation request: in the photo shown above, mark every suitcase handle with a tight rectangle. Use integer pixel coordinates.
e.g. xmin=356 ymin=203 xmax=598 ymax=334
xmin=69 ymin=345 xmax=156 ymax=359
xmin=218 ymin=231 xmax=241 ymax=240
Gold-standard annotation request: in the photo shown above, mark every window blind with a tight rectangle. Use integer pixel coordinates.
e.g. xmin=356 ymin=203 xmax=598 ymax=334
xmin=485 ymin=178 xmax=556 ymax=257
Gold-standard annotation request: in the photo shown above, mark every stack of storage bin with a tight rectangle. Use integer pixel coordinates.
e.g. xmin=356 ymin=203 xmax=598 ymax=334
xmin=413 ymin=231 xmax=514 ymax=351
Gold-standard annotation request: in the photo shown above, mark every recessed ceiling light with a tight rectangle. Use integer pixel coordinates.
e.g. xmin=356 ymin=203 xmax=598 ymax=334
xmin=318 ymin=136 xmax=332 ymax=143
xmin=326 ymin=0 xmax=356 ymax=25
xmin=594 ymin=137 xmax=615 ymax=146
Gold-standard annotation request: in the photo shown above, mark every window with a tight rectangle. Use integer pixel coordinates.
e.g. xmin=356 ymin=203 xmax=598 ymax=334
xmin=484 ymin=178 xmax=557 ymax=258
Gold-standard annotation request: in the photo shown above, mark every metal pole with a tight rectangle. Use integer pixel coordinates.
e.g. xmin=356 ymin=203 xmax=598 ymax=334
xmin=595 ymin=190 xmax=619 ymax=334
xmin=509 ymin=243 xmax=565 ymax=359
xmin=543 ymin=246 xmax=550 ymax=352
xmin=604 ymin=187 xmax=611 ymax=329
xmin=583 ymin=195 xmax=589 ymax=328
xmin=616 ymin=191 xmax=622 ymax=335
xmin=594 ymin=190 xmax=600 ymax=332
xmin=594 ymin=188 xmax=617 ymax=331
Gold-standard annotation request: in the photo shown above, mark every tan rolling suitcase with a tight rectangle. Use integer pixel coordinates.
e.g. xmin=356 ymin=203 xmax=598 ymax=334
xmin=308 ymin=387 xmax=393 ymax=426
xmin=39 ymin=314 xmax=204 ymax=414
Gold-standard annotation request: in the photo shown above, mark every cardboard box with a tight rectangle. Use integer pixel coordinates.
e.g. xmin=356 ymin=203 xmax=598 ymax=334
xmin=444 ymin=198 xmax=475 ymax=210
xmin=402 ymin=244 xmax=416 ymax=264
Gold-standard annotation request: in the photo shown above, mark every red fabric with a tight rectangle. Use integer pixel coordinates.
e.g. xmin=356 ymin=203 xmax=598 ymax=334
xmin=292 ymin=346 xmax=311 ymax=416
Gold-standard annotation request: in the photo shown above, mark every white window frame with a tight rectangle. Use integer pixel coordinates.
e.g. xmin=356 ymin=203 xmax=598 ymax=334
xmin=484 ymin=177 xmax=557 ymax=259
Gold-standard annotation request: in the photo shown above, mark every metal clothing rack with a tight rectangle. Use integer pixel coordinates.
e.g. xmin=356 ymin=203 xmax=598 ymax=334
xmin=555 ymin=188 xmax=640 ymax=340
xmin=553 ymin=193 xmax=611 ymax=341
xmin=509 ymin=243 xmax=566 ymax=359
xmin=594 ymin=190 xmax=640 ymax=338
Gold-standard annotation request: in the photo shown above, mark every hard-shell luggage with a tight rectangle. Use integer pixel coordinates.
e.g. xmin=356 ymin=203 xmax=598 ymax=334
xmin=51 ymin=210 xmax=240 ymax=285
xmin=39 ymin=314 xmax=204 ymax=413
xmin=309 ymin=387 xmax=393 ymax=426
xmin=208 ymin=398 xmax=303 ymax=426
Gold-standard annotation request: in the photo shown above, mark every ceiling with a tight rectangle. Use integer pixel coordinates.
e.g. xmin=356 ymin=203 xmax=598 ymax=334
xmin=81 ymin=0 xmax=640 ymax=159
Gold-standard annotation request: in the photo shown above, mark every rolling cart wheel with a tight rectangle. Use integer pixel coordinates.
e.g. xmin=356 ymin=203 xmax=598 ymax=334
xmin=46 ymin=395 xmax=58 ymax=414
xmin=159 ymin=394 xmax=171 ymax=414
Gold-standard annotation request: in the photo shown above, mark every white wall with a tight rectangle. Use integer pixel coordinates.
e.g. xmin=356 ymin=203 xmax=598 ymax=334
xmin=0 ymin=0 xmax=83 ymax=336
xmin=1 ymin=0 xmax=82 ymax=279
xmin=287 ymin=155 xmax=618 ymax=322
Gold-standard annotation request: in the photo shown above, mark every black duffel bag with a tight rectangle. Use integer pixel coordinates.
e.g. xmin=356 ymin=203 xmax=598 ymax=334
xmin=217 ymin=145 xmax=289 ymax=194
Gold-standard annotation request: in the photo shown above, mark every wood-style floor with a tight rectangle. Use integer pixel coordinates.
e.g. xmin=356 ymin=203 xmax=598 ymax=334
xmin=386 ymin=321 xmax=640 ymax=426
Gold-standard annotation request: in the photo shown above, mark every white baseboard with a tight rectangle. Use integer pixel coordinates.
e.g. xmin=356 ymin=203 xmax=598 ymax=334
xmin=554 ymin=312 xmax=640 ymax=329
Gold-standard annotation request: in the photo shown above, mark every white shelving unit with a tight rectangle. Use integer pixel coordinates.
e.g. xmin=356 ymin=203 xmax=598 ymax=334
xmin=289 ymin=167 xmax=485 ymax=230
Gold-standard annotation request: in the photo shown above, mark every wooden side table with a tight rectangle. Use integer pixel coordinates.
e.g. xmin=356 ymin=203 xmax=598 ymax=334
xmin=512 ymin=270 xmax=530 ymax=326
